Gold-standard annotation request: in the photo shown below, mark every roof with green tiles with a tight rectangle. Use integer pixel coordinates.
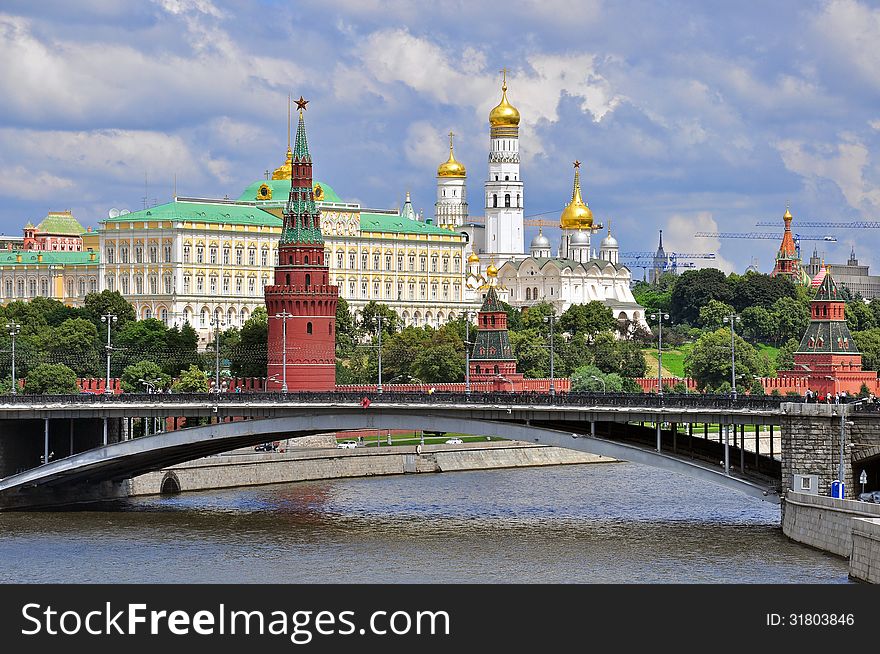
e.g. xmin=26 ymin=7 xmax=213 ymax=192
xmin=797 ymin=271 xmax=858 ymax=355
xmin=237 ymin=179 xmax=342 ymax=204
xmin=359 ymin=212 xmax=461 ymax=237
xmin=0 ymin=251 xmax=99 ymax=267
xmin=101 ymin=201 xmax=281 ymax=227
xmin=480 ymin=286 xmax=504 ymax=312
xmin=36 ymin=212 xmax=86 ymax=235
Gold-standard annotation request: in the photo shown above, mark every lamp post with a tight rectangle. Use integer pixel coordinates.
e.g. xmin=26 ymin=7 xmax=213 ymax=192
xmin=376 ymin=315 xmax=383 ymax=395
xmin=273 ymin=311 xmax=292 ymax=393
xmin=210 ymin=316 xmax=225 ymax=394
xmin=464 ymin=312 xmax=474 ymax=395
xmin=650 ymin=313 xmax=670 ymax=395
xmin=6 ymin=321 xmax=20 ymax=395
xmin=100 ymin=313 xmax=117 ymax=394
xmin=590 ymin=375 xmax=606 ymax=394
xmin=722 ymin=313 xmax=741 ymax=400
xmin=543 ymin=312 xmax=556 ymax=396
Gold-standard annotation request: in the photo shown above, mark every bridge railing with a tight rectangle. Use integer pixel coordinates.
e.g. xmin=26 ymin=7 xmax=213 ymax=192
xmin=0 ymin=390 xmax=786 ymax=411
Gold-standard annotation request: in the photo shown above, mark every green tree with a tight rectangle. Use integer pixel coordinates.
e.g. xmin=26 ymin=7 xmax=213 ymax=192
xmin=229 ymin=310 xmax=267 ymax=378
xmin=41 ymin=318 xmax=100 ymax=376
xmin=618 ymin=340 xmax=647 ymax=377
xmin=382 ymin=327 xmax=428 ymax=380
xmin=591 ymin=331 xmax=620 ymax=373
xmin=510 ymin=330 xmax=549 ymax=378
xmin=164 ymin=322 xmax=201 ymax=376
xmin=749 ymin=378 xmax=766 ymax=395
xmin=499 ymin=301 xmax=523 ymax=332
xmin=854 ymin=329 xmax=880 ymax=371
xmin=559 ymin=301 xmax=616 ymax=337
xmin=121 ymin=360 xmax=170 ymax=393
xmin=770 ymin=296 xmax=810 ymax=345
xmin=631 ymin=280 xmax=672 ymax=315
xmin=868 ymin=298 xmax=880 ymax=327
xmin=520 ymin=302 xmax=557 ymax=332
xmin=739 ymin=306 xmax=774 ymax=343
xmin=335 ymin=297 xmax=358 ymax=357
xmin=115 ymin=319 xmax=169 ymax=370
xmin=412 ymin=342 xmax=465 ymax=383
xmin=846 ymin=301 xmax=877 ymax=333
xmin=172 ymin=365 xmax=210 ymax=393
xmin=775 ymin=338 xmax=799 ymax=371
xmin=698 ymin=299 xmax=735 ymax=331
xmin=683 ymin=328 xmax=770 ymax=392
xmin=730 ymin=271 xmax=796 ymax=312
xmin=571 ymin=365 xmax=606 ymax=392
xmin=669 ymin=268 xmax=733 ymax=325
xmin=360 ymin=301 xmax=400 ymax=337
xmin=25 ymin=363 xmax=78 ymax=394
xmin=83 ymin=290 xmax=136 ymax=331
xmin=558 ymin=333 xmax=593 ymax=375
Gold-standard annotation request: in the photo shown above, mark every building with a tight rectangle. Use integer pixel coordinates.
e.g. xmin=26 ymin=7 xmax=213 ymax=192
xmin=770 ymin=205 xmax=810 ymax=285
xmin=0 ymin=249 xmax=100 ymax=306
xmin=434 ymin=132 xmax=468 ymax=230
xmin=649 ymin=230 xmax=666 ymax=284
xmin=806 ymin=247 xmax=880 ymax=300
xmin=495 ymin=163 xmax=646 ymax=325
xmin=23 ymin=211 xmax=89 ymax=252
xmin=264 ymin=99 xmax=337 ymax=391
xmin=778 ymin=269 xmax=879 ymax=395
xmin=468 ymin=275 xmax=523 ymax=389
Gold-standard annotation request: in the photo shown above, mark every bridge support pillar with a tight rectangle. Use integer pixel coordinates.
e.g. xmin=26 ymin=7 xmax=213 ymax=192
xmin=69 ymin=419 xmax=74 ymax=456
xmin=102 ymin=418 xmax=108 ymax=446
xmin=656 ymin=421 xmax=661 ymax=452
xmin=704 ymin=423 xmax=708 ymax=441
xmin=769 ymin=425 xmax=774 ymax=457
xmin=590 ymin=421 xmax=595 ymax=438
xmin=724 ymin=424 xmax=730 ymax=476
xmin=672 ymin=422 xmax=678 ymax=453
xmin=43 ymin=418 xmax=49 ymax=466
xmin=740 ymin=425 xmax=745 ymax=472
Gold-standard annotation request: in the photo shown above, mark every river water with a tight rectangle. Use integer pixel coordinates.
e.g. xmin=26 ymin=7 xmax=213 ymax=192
xmin=0 ymin=462 xmax=849 ymax=583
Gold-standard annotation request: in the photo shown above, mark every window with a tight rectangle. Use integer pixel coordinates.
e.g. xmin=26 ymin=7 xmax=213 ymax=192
xmin=361 ymin=281 xmax=368 ymax=298
xmin=408 ymin=283 xmax=414 ymax=299
xmin=209 ymin=247 xmax=217 ymax=264
xmin=210 ymin=276 xmax=217 ymax=293
xmin=121 ymin=277 xmax=129 ymax=294
xmin=106 ymin=247 xmax=115 ymax=264
xmin=248 ymin=278 xmax=255 ymax=295
xmin=516 ymin=194 xmax=521 ymax=208
xmin=121 ymin=246 xmax=129 ymax=263
xmin=5 ymin=280 xmax=11 ymax=297
xmin=183 ymin=276 xmax=191 ymax=294
xmin=493 ymin=194 xmax=498 ymax=208
xmin=337 ymin=251 xmax=344 ymax=269
xmin=183 ymin=245 xmax=191 ymax=263
xmin=349 ymin=253 xmax=356 ymax=269
xmin=28 ymin=279 xmax=37 ymax=297
xmin=161 ymin=309 xmax=168 ymax=324
xmin=397 ymin=254 xmax=403 ymax=271
xmin=196 ymin=246 xmax=204 ymax=263
xmin=443 ymin=257 xmax=449 ymax=273
xmin=307 ymin=322 xmax=313 ymax=335
xmin=409 ymin=255 xmax=415 ymax=271
xmin=164 ymin=275 xmax=173 ymax=294
xmin=385 ymin=254 xmax=392 ymax=271
xmin=236 ymin=277 xmax=242 ymax=294
xmin=149 ymin=245 xmax=158 ymax=263
xmin=373 ymin=253 xmax=380 ymax=270
xmin=88 ymin=278 xmax=97 ymax=293
xmin=106 ymin=276 xmax=114 ymax=292
xmin=149 ymin=276 xmax=158 ymax=294
xmin=420 ymin=255 xmax=427 ymax=272
xmin=21 ymin=280 xmax=27 ymax=297
xmin=164 ymin=245 xmax=172 ymax=262
xmin=373 ymin=281 xmax=380 ymax=297
xmin=201 ymin=310 xmax=208 ymax=327
xmin=261 ymin=249 xmax=268 ymax=267
xmin=305 ymin=274 xmax=311 ymax=287
xmin=431 ymin=283 xmax=437 ymax=299
xmin=222 ymin=247 xmax=230 ymax=265
xmin=420 ymin=283 xmax=426 ymax=299
xmin=443 ymin=283 xmax=449 ymax=299
xmin=235 ymin=248 xmax=243 ymax=266
xmin=144 ymin=309 xmax=152 ymax=320
xmin=431 ymin=256 xmax=438 ymax=272
xmin=135 ymin=246 xmax=143 ymax=263
xmin=385 ymin=282 xmax=392 ymax=298
xmin=349 ymin=281 xmax=355 ymax=296
xmin=505 ymin=194 xmax=511 ymax=208
xmin=223 ymin=277 xmax=230 ymax=293
xmin=196 ymin=276 xmax=204 ymax=293
xmin=134 ymin=277 xmax=143 ymax=294
xmin=361 ymin=252 xmax=368 ymax=270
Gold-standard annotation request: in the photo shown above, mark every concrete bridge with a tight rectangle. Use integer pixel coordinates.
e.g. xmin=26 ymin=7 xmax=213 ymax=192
xmin=0 ymin=392 xmax=878 ymax=509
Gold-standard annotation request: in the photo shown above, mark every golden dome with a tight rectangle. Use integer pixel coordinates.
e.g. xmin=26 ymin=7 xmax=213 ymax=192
xmin=560 ymin=161 xmax=593 ymax=230
xmin=489 ymin=71 xmax=520 ymax=128
xmin=486 ymin=263 xmax=498 ymax=277
xmin=783 ymin=203 xmax=793 ymax=220
xmin=468 ymin=252 xmax=480 ymax=263
xmin=438 ymin=131 xmax=466 ymax=177
xmin=271 ymin=147 xmax=292 ymax=180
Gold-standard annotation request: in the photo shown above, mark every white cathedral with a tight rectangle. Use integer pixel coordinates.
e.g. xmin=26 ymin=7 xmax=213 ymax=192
xmin=433 ymin=72 xmax=647 ymax=328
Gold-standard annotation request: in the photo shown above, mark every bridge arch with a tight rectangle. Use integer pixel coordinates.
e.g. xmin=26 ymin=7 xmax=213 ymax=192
xmin=0 ymin=410 xmax=780 ymax=504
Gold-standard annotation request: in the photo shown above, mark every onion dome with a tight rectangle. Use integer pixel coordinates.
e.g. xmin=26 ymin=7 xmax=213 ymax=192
xmin=468 ymin=252 xmax=480 ymax=263
xmin=271 ymin=147 xmax=293 ymax=180
xmin=560 ymin=161 xmax=593 ymax=230
xmin=486 ymin=263 xmax=498 ymax=277
xmin=437 ymin=132 xmax=466 ymax=177
xmin=600 ymin=223 xmax=618 ymax=248
xmin=489 ymin=72 xmax=520 ymax=128
xmin=570 ymin=229 xmax=590 ymax=245
xmin=530 ymin=229 xmax=551 ymax=250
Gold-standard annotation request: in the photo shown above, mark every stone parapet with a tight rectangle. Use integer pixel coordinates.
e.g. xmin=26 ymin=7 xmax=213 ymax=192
xmin=850 ymin=518 xmax=880 ymax=583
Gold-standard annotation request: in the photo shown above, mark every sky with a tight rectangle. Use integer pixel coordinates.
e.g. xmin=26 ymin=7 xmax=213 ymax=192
xmin=2 ymin=0 xmax=880 ymax=277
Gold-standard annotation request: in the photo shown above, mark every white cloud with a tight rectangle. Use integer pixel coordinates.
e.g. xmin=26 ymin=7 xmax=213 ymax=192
xmin=403 ymin=121 xmax=447 ymax=168
xmin=663 ymin=212 xmax=736 ymax=274
xmin=0 ymin=165 xmax=74 ymax=200
xmin=154 ymin=0 xmax=224 ymax=18
xmin=811 ymin=0 xmax=880 ymax=90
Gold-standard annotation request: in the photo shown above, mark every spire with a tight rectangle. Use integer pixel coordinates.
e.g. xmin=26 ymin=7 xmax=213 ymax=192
xmin=281 ymin=96 xmax=322 ymax=245
xmin=657 ymin=229 xmax=664 ymax=253
xmin=559 ymin=160 xmax=593 ymax=230
xmin=287 ymin=93 xmax=291 ymax=152
xmin=292 ymin=96 xmax=311 ymax=162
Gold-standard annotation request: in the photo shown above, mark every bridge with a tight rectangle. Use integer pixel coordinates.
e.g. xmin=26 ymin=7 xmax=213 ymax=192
xmin=0 ymin=392 xmax=799 ymax=508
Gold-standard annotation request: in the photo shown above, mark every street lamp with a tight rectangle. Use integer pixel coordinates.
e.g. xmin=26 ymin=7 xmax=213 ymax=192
xmin=590 ymin=375 xmax=606 ymax=393
xmin=210 ymin=316 xmax=226 ymax=393
xmin=722 ymin=313 xmax=741 ymax=400
xmin=273 ymin=310 xmax=292 ymax=393
xmin=650 ymin=313 xmax=670 ymax=395
xmin=100 ymin=313 xmax=117 ymax=394
xmin=464 ymin=311 xmax=475 ymax=395
xmin=376 ymin=314 xmax=383 ymax=395
xmin=543 ymin=312 xmax=557 ymax=396
xmin=6 ymin=321 xmax=20 ymax=395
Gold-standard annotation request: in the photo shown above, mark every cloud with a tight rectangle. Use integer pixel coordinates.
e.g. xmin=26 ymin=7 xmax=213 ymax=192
xmin=663 ymin=213 xmax=736 ymax=274
xmin=0 ymin=165 xmax=74 ymax=200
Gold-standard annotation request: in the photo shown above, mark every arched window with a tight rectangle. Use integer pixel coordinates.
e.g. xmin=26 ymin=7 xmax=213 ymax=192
xmin=305 ymin=273 xmax=311 ymax=287
xmin=526 ymin=288 xmax=531 ymax=301
xmin=304 ymin=255 xmax=309 ymax=264
xmin=493 ymin=194 xmax=498 ymax=208
xmin=286 ymin=273 xmax=290 ymax=285
xmin=517 ymin=194 xmax=521 ymax=207
xmin=307 ymin=322 xmax=313 ymax=335
xmin=505 ymin=194 xmax=511 ymax=207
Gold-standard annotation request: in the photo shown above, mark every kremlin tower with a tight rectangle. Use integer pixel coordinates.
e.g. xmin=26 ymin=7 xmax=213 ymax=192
xmin=264 ymin=97 xmax=338 ymax=391
xmin=770 ymin=205 xmax=809 ymax=284
xmin=468 ymin=267 xmax=523 ymax=387
xmin=484 ymin=69 xmax=524 ymax=258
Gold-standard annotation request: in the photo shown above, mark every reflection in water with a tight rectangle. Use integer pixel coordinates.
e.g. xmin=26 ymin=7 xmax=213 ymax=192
xmin=0 ymin=463 xmax=850 ymax=583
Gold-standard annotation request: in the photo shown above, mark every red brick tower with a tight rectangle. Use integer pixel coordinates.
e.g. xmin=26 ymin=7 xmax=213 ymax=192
xmin=264 ymin=97 xmax=338 ymax=391
xmin=469 ymin=279 xmax=523 ymax=387
xmin=770 ymin=205 xmax=808 ymax=284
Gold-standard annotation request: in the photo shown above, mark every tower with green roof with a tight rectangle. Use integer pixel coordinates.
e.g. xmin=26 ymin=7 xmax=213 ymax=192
xmin=264 ymin=97 xmax=338 ymax=391
xmin=468 ymin=276 xmax=523 ymax=386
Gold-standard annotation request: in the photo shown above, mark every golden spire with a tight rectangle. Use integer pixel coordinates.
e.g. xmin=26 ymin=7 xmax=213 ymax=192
xmin=560 ymin=160 xmax=594 ymax=230
xmin=489 ymin=67 xmax=520 ymax=127
xmin=272 ymin=95 xmax=294 ymax=180
xmin=437 ymin=130 xmax=467 ymax=177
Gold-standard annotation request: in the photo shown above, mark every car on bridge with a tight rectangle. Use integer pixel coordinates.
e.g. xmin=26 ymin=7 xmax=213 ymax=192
xmin=254 ymin=442 xmax=278 ymax=452
xmin=858 ymin=490 xmax=880 ymax=503
xmin=445 ymin=438 xmax=464 ymax=445
xmin=337 ymin=441 xmax=358 ymax=449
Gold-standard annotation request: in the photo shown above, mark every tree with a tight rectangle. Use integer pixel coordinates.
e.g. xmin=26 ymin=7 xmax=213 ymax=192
xmin=82 ymin=290 xmax=136 ymax=331
xmin=25 ymin=363 xmax=78 ymax=394
xmin=114 ymin=319 xmax=169 ymax=370
xmin=698 ymin=299 xmax=735 ymax=331
xmin=164 ymin=322 xmax=201 ymax=376
xmin=41 ymin=318 xmax=100 ymax=377
xmin=618 ymin=340 xmax=647 ymax=377
xmin=739 ymin=306 xmax=774 ymax=343
xmin=591 ymin=331 xmax=620 ymax=373
xmin=121 ymin=360 xmax=170 ymax=393
xmin=770 ymin=296 xmax=810 ymax=345
xmin=229 ymin=310 xmax=267 ymax=378
xmin=571 ymin=365 xmax=606 ymax=392
xmin=631 ymin=280 xmax=672 ymax=315
xmin=558 ymin=333 xmax=593 ymax=375
xmin=730 ymin=271 xmax=796 ymax=312
xmin=382 ymin=327 xmax=428 ymax=381
xmin=520 ymin=302 xmax=557 ymax=332
xmin=669 ymin=268 xmax=733 ymax=325
xmin=846 ymin=301 xmax=877 ymax=333
xmin=172 ymin=365 xmax=210 ymax=393
xmin=683 ymin=328 xmax=770 ymax=392
xmin=360 ymin=301 xmax=400 ymax=337
xmin=335 ymin=297 xmax=358 ymax=357
xmin=559 ymin=302 xmax=616 ymax=337
xmin=749 ymin=378 xmax=766 ymax=395
xmin=854 ymin=329 xmax=880 ymax=371
xmin=775 ymin=338 xmax=799 ymax=371
xmin=499 ymin=301 xmax=523 ymax=332
xmin=510 ymin=330 xmax=549 ymax=378
xmin=412 ymin=342 xmax=465 ymax=383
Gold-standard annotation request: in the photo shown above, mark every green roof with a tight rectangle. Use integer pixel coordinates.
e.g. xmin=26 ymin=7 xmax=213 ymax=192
xmin=480 ymin=286 xmax=504 ymax=312
xmin=505 ymin=256 xmax=627 ymax=271
xmin=815 ymin=271 xmax=843 ymax=301
xmin=0 ymin=251 xmax=98 ymax=267
xmin=236 ymin=179 xmax=342 ymax=204
xmin=359 ymin=212 xmax=460 ymax=237
xmin=36 ymin=212 xmax=85 ymax=236
xmin=102 ymin=201 xmax=281 ymax=227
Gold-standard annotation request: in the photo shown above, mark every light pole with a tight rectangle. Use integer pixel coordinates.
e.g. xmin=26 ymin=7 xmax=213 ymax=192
xmin=543 ymin=312 xmax=556 ymax=396
xmin=722 ymin=313 xmax=741 ymax=400
xmin=273 ymin=310 xmax=292 ymax=393
xmin=100 ymin=313 xmax=117 ymax=394
xmin=464 ymin=312 xmax=474 ymax=395
xmin=376 ymin=314 xmax=383 ymax=395
xmin=650 ymin=313 xmax=670 ymax=395
xmin=590 ymin=375 xmax=606 ymax=393
xmin=6 ymin=321 xmax=20 ymax=395
xmin=210 ymin=317 xmax=225 ymax=393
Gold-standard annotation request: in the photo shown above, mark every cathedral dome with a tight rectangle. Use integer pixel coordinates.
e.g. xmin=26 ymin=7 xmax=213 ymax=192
xmin=489 ymin=77 xmax=520 ymax=128
xmin=569 ymin=230 xmax=590 ymax=245
xmin=600 ymin=230 xmax=618 ymax=248
xmin=560 ymin=162 xmax=593 ymax=230
xmin=272 ymin=147 xmax=293 ymax=180
xmin=437 ymin=132 xmax=466 ymax=177
xmin=530 ymin=230 xmax=551 ymax=250
xmin=468 ymin=252 xmax=480 ymax=263
xmin=486 ymin=263 xmax=498 ymax=277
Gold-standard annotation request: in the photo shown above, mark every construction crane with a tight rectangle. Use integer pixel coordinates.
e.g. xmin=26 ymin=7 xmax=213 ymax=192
xmin=694 ymin=232 xmax=837 ymax=241
xmin=621 ymin=259 xmax=696 ymax=281
xmin=755 ymin=220 xmax=880 ymax=228
xmin=621 ymin=251 xmax=716 ymax=259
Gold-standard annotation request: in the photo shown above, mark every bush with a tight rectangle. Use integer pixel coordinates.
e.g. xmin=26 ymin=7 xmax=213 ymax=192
xmin=25 ymin=363 xmax=78 ymax=394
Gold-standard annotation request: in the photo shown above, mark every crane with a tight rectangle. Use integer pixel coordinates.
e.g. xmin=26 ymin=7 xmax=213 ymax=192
xmin=694 ymin=232 xmax=837 ymax=241
xmin=621 ymin=259 xmax=696 ymax=279
xmin=755 ymin=220 xmax=880 ymax=228
xmin=621 ymin=251 xmax=716 ymax=259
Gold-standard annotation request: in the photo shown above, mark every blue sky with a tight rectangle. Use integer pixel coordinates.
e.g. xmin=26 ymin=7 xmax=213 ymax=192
xmin=2 ymin=0 xmax=880 ymax=276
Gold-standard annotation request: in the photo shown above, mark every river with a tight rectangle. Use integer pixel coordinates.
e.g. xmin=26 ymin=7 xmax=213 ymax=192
xmin=0 ymin=462 xmax=849 ymax=583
